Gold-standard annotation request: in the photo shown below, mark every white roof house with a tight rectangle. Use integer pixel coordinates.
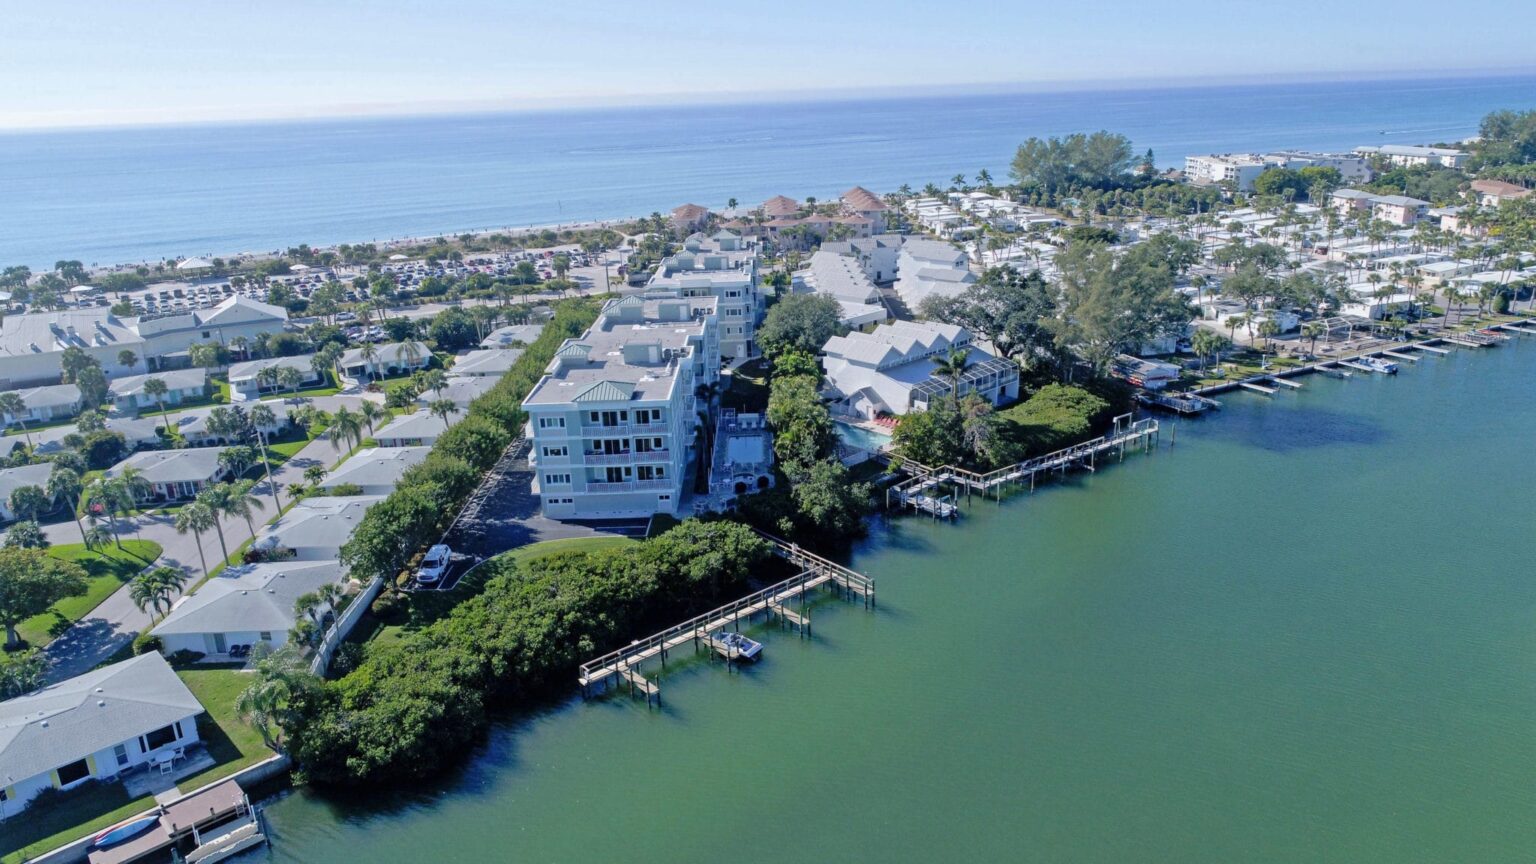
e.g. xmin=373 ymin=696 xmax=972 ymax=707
xmin=416 ymin=375 xmax=496 ymax=408
xmin=480 ymin=323 xmax=544 ymax=349
xmin=319 ymin=446 xmax=431 ymax=495
xmin=1 ymin=383 xmax=82 ymax=426
xmin=893 ymin=240 xmax=974 ymax=310
xmin=801 ymin=250 xmax=883 ymax=305
xmin=372 ymin=408 xmax=459 ymax=447
xmin=108 ymin=368 xmax=208 ymax=413
xmin=227 ymin=353 xmax=322 ymax=400
xmin=451 ymin=348 xmax=524 ymax=377
xmin=151 ymin=559 xmax=346 ymax=658
xmin=0 ymin=653 xmax=203 ymax=818
xmin=18 ymin=415 xmax=162 ymax=457
xmin=105 ymin=447 xmax=230 ymax=501
xmin=0 ymin=463 xmax=55 ymax=522
xmin=338 ymin=341 xmax=431 ymax=380
xmin=253 ymin=495 xmax=384 ymax=561
xmin=820 ymin=321 xmax=1019 ymax=419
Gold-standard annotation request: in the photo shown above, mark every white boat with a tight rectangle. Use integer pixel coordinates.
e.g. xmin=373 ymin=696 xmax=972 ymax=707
xmin=1362 ymin=357 xmax=1399 ymax=374
xmin=709 ymin=631 xmax=762 ymax=661
xmin=185 ymin=812 xmax=267 ymax=864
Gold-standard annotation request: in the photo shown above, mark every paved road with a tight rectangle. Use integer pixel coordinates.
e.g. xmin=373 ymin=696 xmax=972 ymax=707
xmin=39 ymin=430 xmax=354 ymax=682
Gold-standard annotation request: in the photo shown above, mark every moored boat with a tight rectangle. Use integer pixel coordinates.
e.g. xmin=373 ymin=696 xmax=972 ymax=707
xmin=709 ymin=631 xmax=763 ymax=661
xmin=1362 ymin=356 xmax=1398 ymax=374
xmin=92 ymin=814 xmax=161 ymax=848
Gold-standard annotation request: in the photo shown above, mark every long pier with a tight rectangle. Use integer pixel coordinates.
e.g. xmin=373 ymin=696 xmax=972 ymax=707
xmin=576 ymin=531 xmax=874 ymax=706
xmin=886 ymin=416 xmax=1160 ymax=514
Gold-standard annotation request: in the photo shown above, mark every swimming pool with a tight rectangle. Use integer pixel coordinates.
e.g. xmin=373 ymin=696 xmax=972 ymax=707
xmin=835 ymin=421 xmax=892 ymax=452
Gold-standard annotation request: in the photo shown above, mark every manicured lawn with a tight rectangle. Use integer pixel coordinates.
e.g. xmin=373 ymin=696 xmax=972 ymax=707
xmin=500 ymin=535 xmax=636 ymax=566
xmin=174 ymin=667 xmax=274 ymax=790
xmin=0 ymin=781 xmax=155 ymax=864
xmin=15 ymin=541 xmax=162 ymax=648
xmin=0 ymin=667 xmax=272 ymax=864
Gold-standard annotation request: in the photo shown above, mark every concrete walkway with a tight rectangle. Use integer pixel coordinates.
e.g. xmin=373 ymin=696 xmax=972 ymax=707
xmin=39 ymin=430 xmax=357 ymax=682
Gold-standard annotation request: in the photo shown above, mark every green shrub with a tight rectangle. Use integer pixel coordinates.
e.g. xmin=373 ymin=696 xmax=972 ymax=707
xmin=132 ymin=633 xmax=163 ymax=655
xmin=996 ymin=384 xmax=1111 ymax=457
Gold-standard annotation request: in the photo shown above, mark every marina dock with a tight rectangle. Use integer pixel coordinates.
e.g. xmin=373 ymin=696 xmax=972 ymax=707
xmin=887 ymin=416 xmax=1160 ymax=514
xmin=1240 ymin=381 xmax=1278 ymax=394
xmin=1135 ymin=390 xmax=1220 ymax=415
xmin=577 ymin=532 xmax=874 ymax=706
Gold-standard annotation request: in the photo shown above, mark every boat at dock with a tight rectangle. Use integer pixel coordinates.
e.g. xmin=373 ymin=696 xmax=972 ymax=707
xmin=1360 ymin=357 xmax=1399 ymax=374
xmin=708 ymin=631 xmax=763 ymax=661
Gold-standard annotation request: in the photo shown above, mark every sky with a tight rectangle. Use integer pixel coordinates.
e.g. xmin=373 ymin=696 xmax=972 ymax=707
xmin=4 ymin=0 xmax=1535 ymax=130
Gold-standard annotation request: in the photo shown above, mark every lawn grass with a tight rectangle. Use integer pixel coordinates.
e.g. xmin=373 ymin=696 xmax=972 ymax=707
xmin=15 ymin=541 xmax=162 ymax=648
xmin=174 ymin=667 xmax=273 ymax=790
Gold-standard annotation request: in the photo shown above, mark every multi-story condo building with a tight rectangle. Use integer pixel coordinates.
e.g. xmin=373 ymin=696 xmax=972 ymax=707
xmin=1354 ymin=144 xmax=1469 ymax=169
xmin=646 ymin=230 xmax=761 ymax=361
xmin=523 ymin=293 xmax=719 ymax=519
xmin=1184 ymin=152 xmax=1371 ymax=192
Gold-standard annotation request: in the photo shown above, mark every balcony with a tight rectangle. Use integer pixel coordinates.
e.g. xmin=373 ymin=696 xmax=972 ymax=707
xmin=582 ymin=479 xmax=676 ymax=493
xmin=582 ymin=449 xmax=671 ymax=466
xmin=579 ymin=420 xmax=670 ymax=437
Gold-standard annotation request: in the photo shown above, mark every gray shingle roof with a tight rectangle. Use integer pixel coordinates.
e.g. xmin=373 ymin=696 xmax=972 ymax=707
xmin=0 ymin=653 xmax=203 ymax=784
xmin=151 ymin=559 xmax=344 ymax=636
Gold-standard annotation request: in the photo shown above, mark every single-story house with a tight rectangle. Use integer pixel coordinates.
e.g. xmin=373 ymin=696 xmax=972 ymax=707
xmin=372 ymin=408 xmax=459 ymax=447
xmin=105 ymin=447 xmax=230 ymax=501
xmin=252 ymin=495 xmax=383 ymax=561
xmin=227 ymin=354 xmax=322 ymax=401
xmin=480 ymin=323 xmax=544 ymax=349
xmin=15 ymin=415 xmax=162 ymax=457
xmin=171 ymin=405 xmax=292 ymax=447
xmin=0 ymin=463 xmax=56 ymax=522
xmin=151 ymin=559 xmax=347 ymax=659
xmin=450 ymin=348 xmax=524 ymax=377
xmin=0 ymin=653 xmax=203 ymax=819
xmin=1 ymin=384 xmax=82 ymax=427
xmin=338 ymin=341 xmax=430 ymax=381
xmin=416 ymin=375 xmax=496 ymax=409
xmin=318 ymin=446 xmax=431 ymax=495
xmin=108 ymin=368 xmax=208 ymax=415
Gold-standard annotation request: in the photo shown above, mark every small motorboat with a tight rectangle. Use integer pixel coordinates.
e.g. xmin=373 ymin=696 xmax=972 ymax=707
xmin=93 ymin=814 xmax=161 ymax=848
xmin=710 ymin=631 xmax=763 ymax=661
xmin=1361 ymin=357 xmax=1398 ymax=374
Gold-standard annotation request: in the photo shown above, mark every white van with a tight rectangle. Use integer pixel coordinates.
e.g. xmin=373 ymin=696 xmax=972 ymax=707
xmin=417 ymin=544 xmax=452 ymax=585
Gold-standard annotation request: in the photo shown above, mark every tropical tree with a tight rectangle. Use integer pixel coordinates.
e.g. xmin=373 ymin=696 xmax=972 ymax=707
xmin=0 ymin=648 xmax=47 ymax=698
xmin=3 ymin=521 xmax=48 ymax=550
xmin=0 ymin=392 xmax=32 ymax=449
xmin=1301 ymin=321 xmax=1326 ymax=355
xmin=117 ymin=349 xmax=138 ymax=370
xmin=429 ymin=399 xmax=459 ymax=430
xmin=194 ymin=486 xmax=233 ymax=564
xmin=358 ymin=401 xmax=388 ymax=437
xmin=174 ymin=501 xmax=217 ymax=578
xmin=303 ymin=464 xmax=327 ymax=489
xmin=0 ymin=547 xmax=88 ymax=648
xmin=932 ymin=347 xmax=972 ymax=408
xmin=224 ymin=479 xmax=266 ymax=540
xmin=142 ymin=377 xmax=172 ymax=432
xmin=277 ymin=365 xmax=305 ymax=397
xmin=7 ymin=484 xmax=52 ymax=525
xmin=46 ymin=467 xmax=86 ymax=541
xmin=247 ymin=403 xmax=284 ymax=510
xmin=1190 ymin=328 xmax=1230 ymax=370
xmin=82 ymin=518 xmax=114 ymax=552
xmin=235 ymin=643 xmax=315 ymax=750
xmin=329 ymin=406 xmax=364 ymax=453
xmin=129 ymin=566 xmax=189 ymax=622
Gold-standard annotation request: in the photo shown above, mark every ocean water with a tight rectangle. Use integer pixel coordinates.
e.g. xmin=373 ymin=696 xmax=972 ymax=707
xmin=3 ymin=74 xmax=1535 ymax=269
xmin=255 ymin=335 xmax=1536 ymax=863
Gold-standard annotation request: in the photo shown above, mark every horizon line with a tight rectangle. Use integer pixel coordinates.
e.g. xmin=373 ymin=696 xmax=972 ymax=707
xmin=4 ymin=64 xmax=1535 ymax=135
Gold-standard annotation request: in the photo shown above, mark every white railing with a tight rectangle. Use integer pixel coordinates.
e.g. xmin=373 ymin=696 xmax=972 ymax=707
xmin=310 ymin=575 xmax=386 ymax=675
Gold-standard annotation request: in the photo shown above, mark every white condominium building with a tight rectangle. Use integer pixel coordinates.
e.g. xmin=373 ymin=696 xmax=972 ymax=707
xmin=1184 ymin=152 xmax=1371 ymax=192
xmin=646 ymin=230 xmax=761 ymax=360
xmin=1354 ymin=144 xmax=1469 ymax=169
xmin=523 ymin=293 xmax=720 ymax=519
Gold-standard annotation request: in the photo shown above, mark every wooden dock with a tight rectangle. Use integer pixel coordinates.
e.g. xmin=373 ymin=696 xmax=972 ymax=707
xmin=577 ymin=532 xmax=874 ymax=706
xmin=1135 ymin=390 xmax=1219 ymax=415
xmin=1240 ymin=381 xmax=1277 ymax=394
xmin=886 ymin=416 xmax=1160 ymax=513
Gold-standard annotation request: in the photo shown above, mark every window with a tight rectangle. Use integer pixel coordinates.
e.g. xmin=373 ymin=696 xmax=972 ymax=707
xmin=114 ymin=744 xmax=129 ymax=767
xmin=56 ymin=758 xmax=91 ymax=786
xmin=544 ymin=473 xmax=571 ymax=486
xmin=542 ymin=446 xmax=568 ymax=457
xmin=726 ymin=308 xmax=743 ymax=316
xmin=637 ymin=465 xmax=668 ymax=480
xmin=145 ymin=723 xmax=179 ymax=750
xmin=538 ymin=416 xmax=565 ymax=429
xmin=259 ymin=631 xmax=273 ymax=642
xmin=201 ymin=330 xmax=212 ymax=339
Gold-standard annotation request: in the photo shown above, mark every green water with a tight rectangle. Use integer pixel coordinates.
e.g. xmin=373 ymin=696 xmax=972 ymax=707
xmin=263 ymin=343 xmax=1536 ymax=863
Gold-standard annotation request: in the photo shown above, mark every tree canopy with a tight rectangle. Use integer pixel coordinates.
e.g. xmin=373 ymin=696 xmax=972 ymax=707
xmin=1010 ymin=131 xmax=1137 ymax=194
xmin=757 ymin=293 xmax=844 ymax=358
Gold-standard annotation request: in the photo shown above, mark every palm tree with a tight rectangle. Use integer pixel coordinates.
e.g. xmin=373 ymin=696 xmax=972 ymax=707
xmin=117 ymin=349 xmax=138 ymax=371
xmin=246 ymin=403 xmax=284 ymax=510
xmin=358 ymin=401 xmax=387 ymax=437
xmin=418 ymin=368 xmax=448 ymax=400
xmin=358 ymin=342 xmax=380 ymax=379
xmin=277 ymin=365 xmax=304 ymax=397
xmin=256 ymin=366 xmax=280 ymax=396
xmin=82 ymin=517 xmax=113 ymax=552
xmin=329 ymin=406 xmax=364 ymax=453
xmin=0 ymin=392 xmax=32 ymax=449
xmin=303 ymin=464 xmax=327 ymax=490
xmin=931 ymin=347 xmax=971 ymax=408
xmin=193 ymin=486 xmax=233 ymax=564
xmin=174 ymin=501 xmax=216 ymax=578
xmin=1225 ymin=315 xmax=1244 ymax=344
xmin=142 ymin=377 xmax=171 ymax=433
xmin=397 ymin=339 xmax=425 ymax=372
xmin=46 ymin=467 xmax=86 ymax=544
xmin=224 ymin=479 xmax=266 ymax=540
xmin=235 ymin=644 xmax=313 ymax=749
xmin=1301 ymin=321 xmax=1326 ymax=355
xmin=129 ymin=566 xmax=189 ymax=622
xmin=429 ymin=399 xmax=458 ymax=430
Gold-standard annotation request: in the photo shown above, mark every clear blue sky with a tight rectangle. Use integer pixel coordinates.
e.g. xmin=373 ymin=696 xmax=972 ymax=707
xmin=5 ymin=0 xmax=1534 ymax=130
